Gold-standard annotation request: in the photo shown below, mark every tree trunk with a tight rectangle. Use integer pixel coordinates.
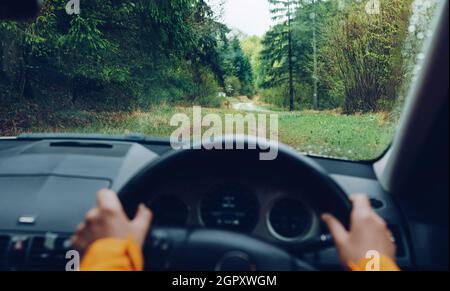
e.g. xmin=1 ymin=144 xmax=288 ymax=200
xmin=288 ymin=10 xmax=295 ymax=112
xmin=312 ymin=2 xmax=318 ymax=110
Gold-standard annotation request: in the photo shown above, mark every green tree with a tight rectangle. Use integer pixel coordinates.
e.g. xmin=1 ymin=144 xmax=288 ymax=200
xmin=218 ymin=37 xmax=254 ymax=96
xmin=230 ymin=38 xmax=254 ymax=95
xmin=293 ymin=0 xmax=339 ymax=109
xmin=267 ymin=0 xmax=299 ymax=111
xmin=241 ymin=36 xmax=263 ymax=89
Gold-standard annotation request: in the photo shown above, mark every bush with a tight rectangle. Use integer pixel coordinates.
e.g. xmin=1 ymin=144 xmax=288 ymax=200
xmin=193 ymin=69 xmax=219 ymax=98
xmin=259 ymin=86 xmax=289 ymax=109
xmin=260 ymin=84 xmax=308 ymax=110
xmin=240 ymin=83 xmax=255 ymax=97
xmin=137 ymin=63 xmax=222 ymax=109
xmin=224 ymin=76 xmax=242 ymax=97
xmin=196 ymin=94 xmax=223 ymax=108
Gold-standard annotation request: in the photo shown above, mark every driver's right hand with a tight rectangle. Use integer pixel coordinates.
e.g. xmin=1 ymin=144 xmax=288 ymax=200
xmin=322 ymin=194 xmax=398 ymax=270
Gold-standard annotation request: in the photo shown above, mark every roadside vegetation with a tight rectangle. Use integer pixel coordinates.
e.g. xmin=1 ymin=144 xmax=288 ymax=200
xmin=16 ymin=103 xmax=394 ymax=160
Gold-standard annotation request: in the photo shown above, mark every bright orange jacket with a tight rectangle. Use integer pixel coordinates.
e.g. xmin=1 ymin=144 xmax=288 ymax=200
xmin=80 ymin=237 xmax=400 ymax=271
xmin=80 ymin=236 xmax=143 ymax=271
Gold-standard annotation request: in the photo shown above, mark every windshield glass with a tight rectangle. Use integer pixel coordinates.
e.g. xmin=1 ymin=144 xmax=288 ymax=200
xmin=0 ymin=0 xmax=443 ymax=160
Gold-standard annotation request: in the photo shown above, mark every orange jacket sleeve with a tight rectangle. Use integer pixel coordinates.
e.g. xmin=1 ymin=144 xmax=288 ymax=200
xmin=348 ymin=255 xmax=400 ymax=271
xmin=80 ymin=235 xmax=144 ymax=271
xmin=80 ymin=237 xmax=399 ymax=271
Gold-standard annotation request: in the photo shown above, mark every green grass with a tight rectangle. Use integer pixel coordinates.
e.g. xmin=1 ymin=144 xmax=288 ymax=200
xmin=277 ymin=110 xmax=395 ymax=160
xmin=23 ymin=105 xmax=396 ymax=161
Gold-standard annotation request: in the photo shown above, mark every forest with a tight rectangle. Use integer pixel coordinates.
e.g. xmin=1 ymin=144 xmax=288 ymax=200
xmin=0 ymin=0 xmax=439 ymax=159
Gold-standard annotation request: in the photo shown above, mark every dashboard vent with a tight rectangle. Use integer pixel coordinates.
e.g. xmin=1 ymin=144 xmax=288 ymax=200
xmin=28 ymin=236 xmax=70 ymax=271
xmin=49 ymin=141 xmax=113 ymax=149
xmin=22 ymin=141 xmax=130 ymax=157
xmin=0 ymin=235 xmax=11 ymax=270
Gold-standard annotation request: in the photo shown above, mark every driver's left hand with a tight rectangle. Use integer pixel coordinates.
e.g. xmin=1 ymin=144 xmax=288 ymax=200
xmin=70 ymin=189 xmax=153 ymax=255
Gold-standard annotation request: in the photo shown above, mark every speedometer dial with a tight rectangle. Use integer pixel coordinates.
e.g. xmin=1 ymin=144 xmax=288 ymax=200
xmin=268 ymin=197 xmax=312 ymax=240
xmin=200 ymin=186 xmax=259 ymax=233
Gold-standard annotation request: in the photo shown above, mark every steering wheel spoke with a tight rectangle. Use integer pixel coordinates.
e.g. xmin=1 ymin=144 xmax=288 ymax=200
xmin=144 ymin=227 xmax=188 ymax=270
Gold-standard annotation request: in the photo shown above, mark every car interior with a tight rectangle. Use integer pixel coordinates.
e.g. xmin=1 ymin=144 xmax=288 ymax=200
xmin=0 ymin=0 xmax=448 ymax=271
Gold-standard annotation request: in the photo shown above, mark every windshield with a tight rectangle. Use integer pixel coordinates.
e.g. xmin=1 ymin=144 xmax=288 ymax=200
xmin=0 ymin=0 xmax=443 ymax=160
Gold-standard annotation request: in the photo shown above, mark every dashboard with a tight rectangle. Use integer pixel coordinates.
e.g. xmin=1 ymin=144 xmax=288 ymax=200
xmin=0 ymin=135 xmax=412 ymax=270
xmin=148 ymin=182 xmax=319 ymax=244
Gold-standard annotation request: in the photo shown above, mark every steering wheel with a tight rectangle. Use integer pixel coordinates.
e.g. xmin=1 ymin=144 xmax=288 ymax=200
xmin=118 ymin=137 xmax=351 ymax=271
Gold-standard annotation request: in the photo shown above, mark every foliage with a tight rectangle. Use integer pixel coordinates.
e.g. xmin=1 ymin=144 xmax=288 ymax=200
xmin=224 ymin=76 xmax=241 ymax=97
xmin=230 ymin=38 xmax=254 ymax=95
xmin=259 ymin=0 xmax=420 ymax=113
xmin=0 ymin=0 xmax=228 ymax=110
xmin=240 ymin=36 xmax=263 ymax=87
xmin=218 ymin=37 xmax=254 ymax=96
xmin=319 ymin=0 xmax=414 ymax=113
xmin=259 ymin=0 xmax=341 ymax=110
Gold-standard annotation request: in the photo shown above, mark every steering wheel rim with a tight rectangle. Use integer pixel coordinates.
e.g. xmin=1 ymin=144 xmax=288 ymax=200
xmin=118 ymin=136 xmax=351 ymax=271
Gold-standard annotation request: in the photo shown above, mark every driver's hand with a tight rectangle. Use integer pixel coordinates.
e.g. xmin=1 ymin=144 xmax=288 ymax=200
xmin=70 ymin=189 xmax=153 ymax=254
xmin=321 ymin=194 xmax=396 ymax=268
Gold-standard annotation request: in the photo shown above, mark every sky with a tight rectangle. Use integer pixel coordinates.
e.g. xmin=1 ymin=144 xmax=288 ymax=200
xmin=211 ymin=0 xmax=273 ymax=36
